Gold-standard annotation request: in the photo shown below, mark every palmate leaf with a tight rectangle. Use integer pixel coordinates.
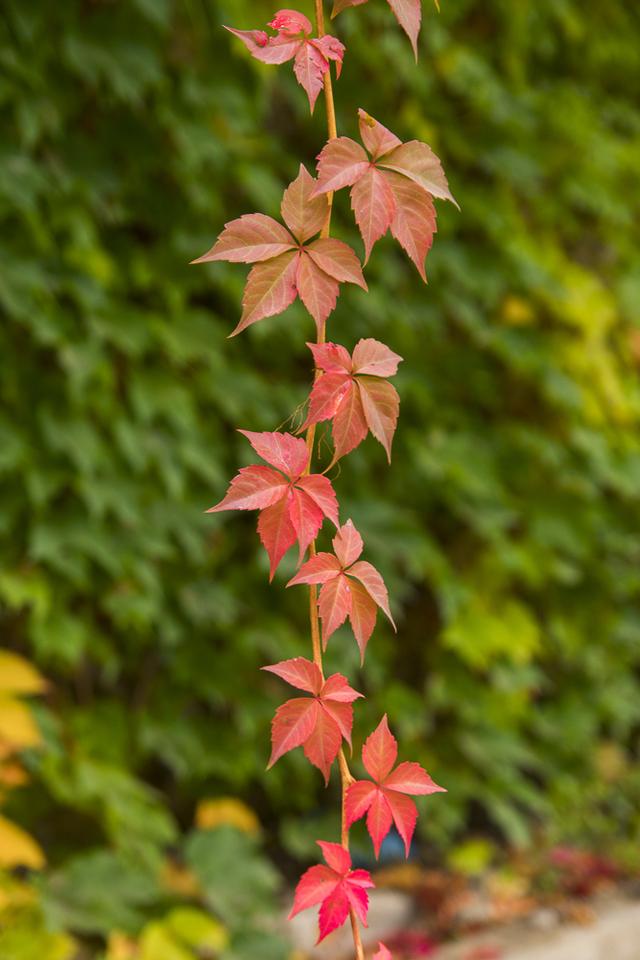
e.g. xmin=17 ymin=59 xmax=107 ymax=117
xmin=225 ymin=11 xmax=344 ymax=112
xmin=290 ymin=841 xmax=374 ymax=942
xmin=302 ymin=339 xmax=403 ymax=461
xmin=208 ymin=431 xmax=338 ymax=578
xmin=194 ymin=166 xmax=365 ymax=335
xmin=262 ymin=658 xmax=362 ymax=782
xmin=288 ymin=520 xmax=395 ymax=660
xmin=345 ymin=716 xmax=446 ymax=857
xmin=314 ymin=110 xmax=456 ymax=277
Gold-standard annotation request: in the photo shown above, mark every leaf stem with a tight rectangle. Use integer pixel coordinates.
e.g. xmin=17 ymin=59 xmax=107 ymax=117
xmin=304 ymin=5 xmax=365 ymax=959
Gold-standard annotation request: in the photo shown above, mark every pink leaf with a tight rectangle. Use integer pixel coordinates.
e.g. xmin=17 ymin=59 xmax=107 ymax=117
xmin=305 ymin=238 xmax=368 ymax=289
xmin=332 ymin=519 xmax=364 ymax=568
xmin=375 ymin=944 xmax=393 ymax=960
xmin=320 ymin=673 xmax=363 ymax=703
xmin=304 ymin=705 xmax=342 ymax=782
xmin=268 ymin=9 xmax=313 ymax=35
xmin=366 ymin=789 xmax=393 ymax=858
xmin=347 ymin=578 xmax=378 ymax=661
xmin=314 ymin=137 xmax=370 ymax=195
xmin=331 ymin=381 xmax=368 ymax=461
xmin=379 ymin=140 xmax=458 ymax=206
xmin=387 ymin=0 xmax=422 ymax=59
xmin=384 ymin=761 xmax=446 ymax=795
xmin=296 ymin=251 xmax=339 ymax=330
xmin=295 ymin=474 xmax=340 ymax=526
xmin=312 ymin=35 xmax=346 ymax=77
xmin=358 ymin=108 xmax=402 ymax=160
xmin=192 ymin=213 xmax=295 ymax=264
xmin=224 ymin=26 xmax=299 ymax=64
xmin=387 ymin=170 xmax=437 ymax=281
xmin=350 ymin=166 xmax=396 ymax=263
xmin=348 ymin=560 xmax=395 ymax=628
xmin=362 ymin=716 xmax=398 ymax=782
xmin=288 ymin=487 xmax=324 ymax=560
xmin=345 ymin=875 xmax=373 ymax=925
xmin=357 ymin=377 xmax=400 ymax=461
xmin=239 ymin=430 xmax=308 ymax=478
xmin=233 ymin=250 xmax=299 ymax=336
xmin=332 ymin=0 xmax=368 ymax=14
xmin=352 ymin=338 xmax=403 ymax=378
xmin=261 ymin=657 xmax=323 ymax=695
xmin=257 ymin=495 xmax=297 ymax=579
xmin=303 ymin=371 xmax=351 ymax=428
xmin=287 ymin=552 xmax=342 ymax=586
xmin=268 ymin=697 xmax=319 ymax=767
xmin=281 ymin=165 xmax=328 ymax=243
xmin=308 ymin=341 xmax=353 ymax=373
xmin=207 ymin=465 xmax=288 ymax=512
xmin=384 ymin=790 xmax=418 ymax=856
xmin=319 ymin=574 xmax=352 ymax=645
xmin=294 ymin=41 xmax=329 ymax=113
xmin=345 ymin=779 xmax=377 ymax=826
xmin=321 ymin=699 xmax=354 ymax=747
xmin=289 ymin=864 xmax=339 ymax=916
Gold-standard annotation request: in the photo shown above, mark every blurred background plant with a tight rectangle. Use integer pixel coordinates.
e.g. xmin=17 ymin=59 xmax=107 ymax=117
xmin=1 ymin=0 xmax=639 ymax=956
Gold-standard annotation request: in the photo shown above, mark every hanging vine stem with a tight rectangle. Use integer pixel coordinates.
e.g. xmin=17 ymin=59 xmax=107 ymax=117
xmin=302 ymin=3 xmax=365 ymax=958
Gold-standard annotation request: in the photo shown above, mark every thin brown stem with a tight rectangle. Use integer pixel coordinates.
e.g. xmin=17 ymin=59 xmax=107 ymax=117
xmin=304 ymin=4 xmax=365 ymax=959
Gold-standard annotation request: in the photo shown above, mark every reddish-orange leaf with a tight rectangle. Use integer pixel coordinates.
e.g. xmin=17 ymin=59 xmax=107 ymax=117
xmin=302 ymin=371 xmax=351 ymax=429
xmin=290 ymin=842 xmax=374 ymax=942
xmin=239 ymin=429 xmax=308 ymax=477
xmin=305 ymin=238 xmax=368 ymax=289
xmin=358 ymin=108 xmax=402 ymax=160
xmin=295 ymin=474 xmax=340 ymax=526
xmin=319 ymin=574 xmax=352 ymax=646
xmin=206 ymin=465 xmax=289 ymax=512
xmin=232 ymin=250 xmax=299 ymax=336
xmin=348 ymin=559 xmax=396 ymax=628
xmin=357 ymin=377 xmax=400 ymax=462
xmin=350 ymin=166 xmax=396 ymax=263
xmin=386 ymin=170 xmax=437 ymax=281
xmin=331 ymin=381 xmax=368 ymax=461
xmin=347 ymin=578 xmax=378 ymax=661
xmin=296 ymin=251 xmax=339 ymax=331
xmin=192 ymin=213 xmax=295 ymax=264
xmin=379 ymin=139 xmax=458 ymax=205
xmin=313 ymin=137 xmax=370 ymax=195
xmin=257 ymin=495 xmax=297 ymax=580
xmin=281 ymin=165 xmax=328 ymax=243
xmin=332 ymin=518 xmax=364 ymax=567
xmin=352 ymin=338 xmax=403 ymax=377
xmin=261 ymin=657 xmax=323 ymax=695
xmin=268 ymin=697 xmax=320 ymax=767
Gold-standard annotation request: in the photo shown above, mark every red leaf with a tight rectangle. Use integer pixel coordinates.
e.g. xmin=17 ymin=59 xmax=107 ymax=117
xmin=333 ymin=519 xmax=364 ymax=567
xmin=348 ymin=559 xmax=396 ymax=628
xmin=239 ymin=430 xmax=308 ymax=478
xmin=191 ymin=213 xmax=295 ymax=264
xmin=332 ymin=0 xmax=368 ymax=15
xmin=294 ymin=41 xmax=330 ymax=113
xmin=225 ymin=26 xmax=300 ymax=64
xmin=358 ymin=108 xmax=402 ymax=160
xmin=387 ymin=0 xmax=422 ymax=59
xmin=332 ymin=380 xmax=368 ymax=460
xmin=281 ymin=164 xmax=328 ymax=243
xmin=347 ymin=578 xmax=378 ymax=661
xmin=268 ymin=697 xmax=320 ymax=767
xmin=288 ymin=487 xmax=324 ymax=560
xmin=308 ymin=341 xmax=353 ymax=373
xmin=206 ymin=465 xmax=288 ymax=512
xmin=296 ymin=250 xmax=339 ymax=330
xmin=257 ymin=495 xmax=297 ymax=579
xmin=321 ymin=699 xmax=355 ymax=747
xmin=287 ymin=552 xmax=343 ymax=586
xmin=320 ymin=673 xmax=363 ymax=703
xmin=384 ymin=791 xmax=418 ymax=856
xmin=233 ymin=250 xmax=299 ymax=336
xmin=379 ymin=140 xmax=458 ymax=206
xmin=303 ymin=371 xmax=351 ymax=428
xmin=362 ymin=715 xmax=398 ymax=782
xmin=352 ymin=338 xmax=403 ymax=377
xmin=366 ymin=789 xmax=394 ymax=857
xmin=312 ymin=35 xmax=346 ymax=77
xmin=384 ymin=761 xmax=446 ymax=795
xmin=387 ymin=170 xmax=437 ymax=281
xmin=295 ymin=474 xmax=340 ymax=526
xmin=305 ymin=238 xmax=367 ymax=289
xmin=319 ymin=574 xmax=352 ymax=645
xmin=313 ymin=137 xmax=370 ymax=195
xmin=345 ymin=779 xmax=377 ymax=825
xmin=350 ymin=166 xmax=396 ymax=263
xmin=261 ymin=657 xmax=323 ymax=695
xmin=357 ymin=377 xmax=400 ymax=461
xmin=303 ymin=705 xmax=343 ymax=782
xmin=290 ymin=842 xmax=374 ymax=943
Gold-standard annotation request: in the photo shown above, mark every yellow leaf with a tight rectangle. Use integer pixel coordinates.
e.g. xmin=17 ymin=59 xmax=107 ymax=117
xmin=106 ymin=932 xmax=138 ymax=960
xmin=159 ymin=860 xmax=201 ymax=898
xmin=167 ymin=906 xmax=229 ymax=951
xmin=0 ymin=815 xmax=45 ymax=869
xmin=139 ymin=923 xmax=191 ymax=960
xmin=0 ymin=696 xmax=42 ymax=750
xmin=195 ymin=796 xmax=260 ymax=834
xmin=0 ymin=652 xmax=47 ymax=696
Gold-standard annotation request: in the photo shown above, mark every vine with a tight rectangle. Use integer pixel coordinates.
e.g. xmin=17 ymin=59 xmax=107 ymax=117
xmin=195 ymin=1 xmax=455 ymax=954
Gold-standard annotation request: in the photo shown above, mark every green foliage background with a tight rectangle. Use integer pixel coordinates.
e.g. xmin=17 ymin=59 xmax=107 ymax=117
xmin=1 ymin=0 xmax=640 ymax=954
